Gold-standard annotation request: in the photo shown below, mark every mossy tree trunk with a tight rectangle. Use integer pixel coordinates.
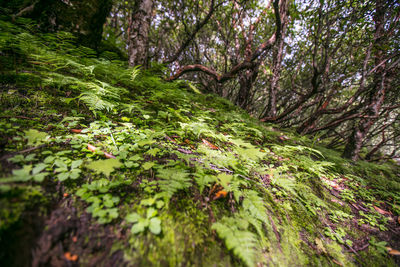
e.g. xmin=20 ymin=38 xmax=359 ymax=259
xmin=127 ymin=0 xmax=154 ymax=67
xmin=9 ymin=0 xmax=113 ymax=49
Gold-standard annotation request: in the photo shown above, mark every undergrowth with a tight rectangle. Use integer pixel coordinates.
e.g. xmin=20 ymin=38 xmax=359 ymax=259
xmin=1 ymin=17 xmax=400 ymax=266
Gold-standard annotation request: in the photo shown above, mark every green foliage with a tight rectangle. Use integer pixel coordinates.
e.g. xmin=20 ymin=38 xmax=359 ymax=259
xmin=157 ymin=165 xmax=192 ymax=200
xmin=1 ymin=17 xmax=399 ymax=266
xmin=126 ymin=208 xmax=162 ymax=235
xmin=86 ymin=158 xmax=122 ymax=177
xmin=212 ymin=216 xmax=258 ymax=267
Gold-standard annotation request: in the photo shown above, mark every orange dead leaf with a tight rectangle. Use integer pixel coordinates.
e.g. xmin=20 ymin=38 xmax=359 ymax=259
xmin=212 ymin=190 xmax=228 ymax=200
xmin=72 ymin=236 xmax=78 ymax=243
xmin=332 ymin=259 xmax=343 ymax=266
xmin=165 ymin=135 xmax=176 ymax=143
xmin=387 ymin=247 xmax=400 ymax=256
xmin=63 ymin=193 xmax=69 ymax=197
xmin=103 ymin=151 xmax=116 ymax=159
xmin=64 ymin=252 xmax=78 ymax=261
xmin=184 ymin=139 xmax=195 ymax=149
xmin=87 ymin=144 xmax=97 ymax=152
xmin=87 ymin=144 xmax=115 ymax=159
xmin=209 ymin=184 xmax=228 ymax=201
xmin=202 ymin=139 xmax=218 ymax=150
xmin=70 ymin=129 xmax=82 ymax=133
xmin=373 ymin=206 xmax=392 ymax=216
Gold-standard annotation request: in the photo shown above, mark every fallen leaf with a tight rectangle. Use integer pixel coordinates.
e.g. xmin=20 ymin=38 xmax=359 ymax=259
xmin=184 ymin=139 xmax=195 ymax=149
xmin=70 ymin=129 xmax=82 ymax=133
xmin=387 ymin=247 xmax=400 ymax=255
xmin=332 ymin=259 xmax=343 ymax=266
xmin=212 ymin=190 xmax=228 ymax=200
xmin=64 ymin=252 xmax=78 ymax=261
xmin=72 ymin=236 xmax=78 ymax=243
xmin=63 ymin=193 xmax=69 ymax=197
xmin=373 ymin=206 xmax=392 ymax=216
xmin=87 ymin=144 xmax=115 ymax=159
xmin=87 ymin=144 xmax=97 ymax=152
xmin=165 ymin=135 xmax=176 ymax=143
xmin=104 ymin=151 xmax=116 ymax=159
xmin=202 ymin=139 xmax=218 ymax=150
xmin=315 ymin=238 xmax=327 ymax=254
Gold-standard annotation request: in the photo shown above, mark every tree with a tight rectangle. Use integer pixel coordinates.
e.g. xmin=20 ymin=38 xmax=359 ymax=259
xmin=127 ymin=0 xmax=154 ymax=67
xmin=8 ymin=0 xmax=113 ymax=49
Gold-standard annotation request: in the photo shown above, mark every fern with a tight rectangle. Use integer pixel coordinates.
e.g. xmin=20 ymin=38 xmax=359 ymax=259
xmin=212 ymin=216 xmax=258 ymax=267
xmin=157 ymin=167 xmax=192 ymax=200
xmin=242 ymin=190 xmax=268 ymax=222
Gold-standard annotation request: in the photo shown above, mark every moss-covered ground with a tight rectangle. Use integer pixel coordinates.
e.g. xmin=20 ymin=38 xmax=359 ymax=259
xmin=1 ymin=17 xmax=400 ymax=266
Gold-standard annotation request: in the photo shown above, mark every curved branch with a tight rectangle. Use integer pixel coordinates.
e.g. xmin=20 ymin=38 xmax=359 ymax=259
xmin=163 ymin=0 xmax=222 ymax=64
xmin=166 ymin=61 xmax=255 ymax=82
xmin=167 ymin=0 xmax=286 ymax=82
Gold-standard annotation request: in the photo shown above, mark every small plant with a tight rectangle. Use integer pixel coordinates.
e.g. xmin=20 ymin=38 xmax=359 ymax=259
xmin=54 ymin=158 xmax=83 ymax=181
xmin=324 ymin=227 xmax=352 ymax=246
xmin=125 ymin=207 xmax=162 ymax=235
xmin=358 ymin=210 xmax=388 ymax=231
xmin=329 ymin=210 xmax=353 ymax=223
xmin=369 ymin=237 xmax=388 ymax=255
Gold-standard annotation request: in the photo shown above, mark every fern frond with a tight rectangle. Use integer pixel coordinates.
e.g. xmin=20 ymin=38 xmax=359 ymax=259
xmin=157 ymin=167 xmax=192 ymax=200
xmin=212 ymin=216 xmax=258 ymax=267
xmin=243 ymin=190 xmax=268 ymax=222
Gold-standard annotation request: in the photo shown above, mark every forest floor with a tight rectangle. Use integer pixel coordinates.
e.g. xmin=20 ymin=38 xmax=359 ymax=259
xmin=1 ymin=17 xmax=400 ymax=267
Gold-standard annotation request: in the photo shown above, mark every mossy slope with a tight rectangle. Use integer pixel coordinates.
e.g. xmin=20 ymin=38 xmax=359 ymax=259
xmin=1 ymin=17 xmax=400 ymax=266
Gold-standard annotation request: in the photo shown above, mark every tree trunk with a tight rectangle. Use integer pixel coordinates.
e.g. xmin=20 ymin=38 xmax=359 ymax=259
xmin=16 ymin=0 xmax=113 ymax=49
xmin=128 ymin=0 xmax=153 ymax=67
xmin=265 ymin=19 xmax=287 ymax=118
xmin=342 ymin=0 xmax=386 ymax=160
xmin=235 ymin=64 xmax=259 ymax=110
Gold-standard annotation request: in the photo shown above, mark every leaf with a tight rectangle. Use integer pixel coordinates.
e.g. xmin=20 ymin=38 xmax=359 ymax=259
xmin=32 ymin=163 xmax=47 ymax=175
xmin=126 ymin=213 xmax=141 ymax=223
xmin=202 ymin=139 xmax=218 ymax=150
xmin=212 ymin=190 xmax=228 ymax=200
xmin=212 ymin=217 xmax=257 ymax=267
xmin=70 ymin=129 xmax=82 ymax=133
xmin=131 ymin=222 xmax=145 ymax=234
xmin=147 ymin=148 xmax=160 ymax=157
xmin=149 ymin=217 xmax=161 ymax=234
xmin=57 ymin=172 xmax=70 ymax=181
xmin=64 ymin=252 xmax=78 ymax=261
xmin=12 ymin=165 xmax=32 ymax=181
xmin=146 ymin=207 xmax=157 ymax=218
xmin=86 ymin=158 xmax=122 ymax=177
xmin=138 ymin=139 xmax=155 ymax=147
xmin=33 ymin=172 xmax=48 ymax=182
xmin=24 ymin=129 xmax=47 ymax=145
xmin=69 ymin=169 xmax=81 ymax=179
xmin=142 ymin=161 xmax=155 ymax=170
xmin=54 ymin=159 xmax=68 ymax=169
xmin=87 ymin=144 xmax=97 ymax=152
xmin=217 ymin=173 xmax=232 ymax=189
xmin=315 ymin=238 xmax=327 ymax=254
xmin=71 ymin=159 xmax=83 ymax=169
xmin=387 ymin=247 xmax=400 ymax=255
xmin=373 ymin=206 xmax=392 ymax=216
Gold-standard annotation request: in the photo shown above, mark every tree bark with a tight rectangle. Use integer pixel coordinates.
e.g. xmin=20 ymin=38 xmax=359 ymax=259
xmin=235 ymin=63 xmax=260 ymax=109
xmin=128 ymin=0 xmax=154 ymax=67
xmin=342 ymin=0 xmax=387 ymax=160
xmin=17 ymin=0 xmax=113 ymax=49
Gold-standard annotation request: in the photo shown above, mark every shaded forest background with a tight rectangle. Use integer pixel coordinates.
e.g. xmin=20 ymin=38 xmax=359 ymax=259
xmin=1 ymin=0 xmax=399 ymax=161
